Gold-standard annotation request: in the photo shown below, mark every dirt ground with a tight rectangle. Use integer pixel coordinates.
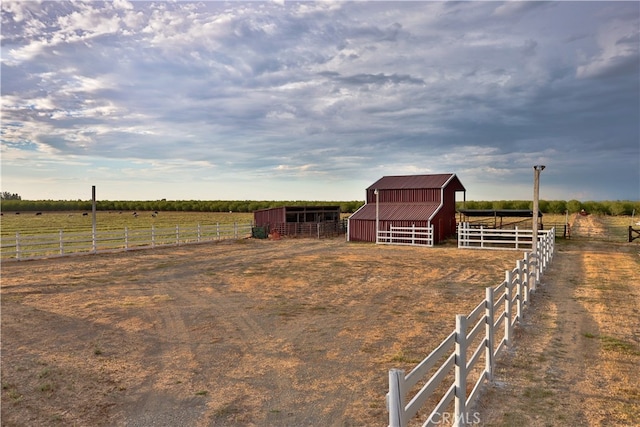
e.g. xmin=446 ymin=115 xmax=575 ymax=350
xmin=475 ymin=215 xmax=640 ymax=426
xmin=2 ymin=215 xmax=639 ymax=426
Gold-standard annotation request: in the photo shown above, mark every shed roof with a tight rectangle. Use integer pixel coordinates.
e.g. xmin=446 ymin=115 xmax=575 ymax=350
xmin=349 ymin=203 xmax=441 ymax=221
xmin=366 ymin=173 xmax=465 ymax=191
xmin=254 ymin=205 xmax=339 ymax=213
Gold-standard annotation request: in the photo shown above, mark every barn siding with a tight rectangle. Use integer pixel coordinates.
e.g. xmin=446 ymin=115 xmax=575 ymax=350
xmin=254 ymin=207 xmax=286 ymax=227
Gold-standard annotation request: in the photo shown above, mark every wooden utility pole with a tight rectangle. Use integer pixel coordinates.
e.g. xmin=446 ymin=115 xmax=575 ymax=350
xmin=532 ymin=166 xmax=545 ymax=272
xmin=92 ymin=185 xmax=97 ymax=252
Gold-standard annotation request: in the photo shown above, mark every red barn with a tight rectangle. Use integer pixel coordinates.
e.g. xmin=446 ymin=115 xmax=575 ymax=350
xmin=348 ymin=174 xmax=466 ymax=244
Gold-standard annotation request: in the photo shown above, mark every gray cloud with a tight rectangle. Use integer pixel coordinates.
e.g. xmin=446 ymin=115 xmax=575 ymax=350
xmin=1 ymin=1 xmax=638 ymax=201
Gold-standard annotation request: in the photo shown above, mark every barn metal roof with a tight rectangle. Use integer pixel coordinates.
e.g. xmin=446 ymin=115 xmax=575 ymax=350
xmin=366 ymin=174 xmax=465 ymax=191
xmin=349 ymin=203 xmax=441 ymax=221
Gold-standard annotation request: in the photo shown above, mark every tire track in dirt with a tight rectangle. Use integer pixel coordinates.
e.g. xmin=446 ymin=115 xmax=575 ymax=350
xmin=116 ymin=239 xmax=357 ymax=426
xmin=117 ymin=284 xmax=210 ymax=427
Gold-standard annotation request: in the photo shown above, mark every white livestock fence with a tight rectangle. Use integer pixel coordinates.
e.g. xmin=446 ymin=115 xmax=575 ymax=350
xmin=387 ymin=228 xmax=555 ymax=427
xmin=458 ymin=222 xmax=554 ymax=251
xmin=1 ymin=222 xmax=253 ymax=261
xmin=378 ymin=224 xmax=434 ymax=247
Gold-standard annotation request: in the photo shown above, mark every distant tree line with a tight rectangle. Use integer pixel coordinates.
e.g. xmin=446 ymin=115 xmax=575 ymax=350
xmin=0 ymin=199 xmax=366 ymax=214
xmin=1 ymin=192 xmax=22 ymax=200
xmin=1 ymin=198 xmax=638 ymax=216
xmin=456 ymin=200 xmax=640 ymax=216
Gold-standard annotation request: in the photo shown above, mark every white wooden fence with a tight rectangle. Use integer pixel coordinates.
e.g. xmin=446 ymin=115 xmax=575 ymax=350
xmin=378 ymin=224 xmax=434 ymax=247
xmin=458 ymin=222 xmax=552 ymax=251
xmin=387 ymin=228 xmax=555 ymax=427
xmin=1 ymin=222 xmax=253 ymax=261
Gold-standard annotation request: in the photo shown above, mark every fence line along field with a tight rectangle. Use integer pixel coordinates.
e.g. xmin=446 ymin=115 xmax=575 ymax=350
xmin=0 ymin=211 xmax=254 ymax=236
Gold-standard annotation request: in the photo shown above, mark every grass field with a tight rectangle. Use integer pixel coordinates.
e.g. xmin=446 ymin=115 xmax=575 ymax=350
xmin=0 ymin=211 xmax=254 ymax=237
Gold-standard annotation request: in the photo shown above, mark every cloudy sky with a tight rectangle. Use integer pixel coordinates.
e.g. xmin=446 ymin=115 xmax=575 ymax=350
xmin=1 ymin=1 xmax=639 ymax=202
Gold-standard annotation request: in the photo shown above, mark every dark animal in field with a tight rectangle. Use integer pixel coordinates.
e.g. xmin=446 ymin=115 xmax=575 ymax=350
xmin=35 ymin=212 xmax=42 ymax=216
xmin=133 ymin=212 xmax=139 ymax=218
xmin=15 ymin=212 xmax=20 ymax=215
xmin=82 ymin=212 xmax=89 ymax=216
xmin=151 ymin=213 xmax=157 ymax=217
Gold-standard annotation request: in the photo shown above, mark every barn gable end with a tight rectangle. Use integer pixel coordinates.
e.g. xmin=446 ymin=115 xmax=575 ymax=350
xmin=348 ymin=173 xmax=466 ymax=244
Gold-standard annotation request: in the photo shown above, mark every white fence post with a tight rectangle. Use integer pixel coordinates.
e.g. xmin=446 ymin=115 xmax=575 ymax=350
xmin=15 ymin=232 xmax=21 ymax=260
xmin=152 ymin=225 xmax=156 ymax=248
xmin=59 ymin=230 xmax=64 ymax=255
xmin=454 ymin=314 xmax=467 ymax=427
xmin=485 ymin=287 xmax=495 ymax=382
xmin=388 ymin=369 xmax=405 ymax=427
xmin=505 ymin=270 xmax=513 ymax=346
xmin=92 ymin=228 xmax=97 ymax=253
xmin=525 ymin=252 xmax=535 ymax=293
xmin=234 ymin=222 xmax=238 ymax=239
xmin=176 ymin=225 xmax=180 ymax=245
xmin=517 ymin=260 xmax=525 ymax=320
xmin=217 ymin=222 xmax=220 ymax=240
xmin=125 ymin=227 xmax=129 ymax=250
xmin=197 ymin=223 xmax=201 ymax=242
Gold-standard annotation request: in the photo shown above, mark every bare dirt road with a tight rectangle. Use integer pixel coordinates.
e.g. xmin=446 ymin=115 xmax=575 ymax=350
xmin=476 ymin=215 xmax=640 ymax=426
xmin=2 ymin=217 xmax=639 ymax=427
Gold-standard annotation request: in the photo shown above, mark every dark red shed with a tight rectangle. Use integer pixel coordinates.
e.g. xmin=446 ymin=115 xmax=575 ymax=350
xmin=348 ymin=174 xmax=466 ymax=244
xmin=253 ymin=205 xmax=342 ymax=237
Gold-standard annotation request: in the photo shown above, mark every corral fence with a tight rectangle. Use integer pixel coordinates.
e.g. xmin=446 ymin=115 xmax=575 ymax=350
xmin=264 ymin=219 xmax=346 ymax=239
xmin=629 ymin=226 xmax=640 ymax=243
xmin=378 ymin=224 xmax=434 ymax=247
xmin=1 ymin=222 xmax=253 ymax=261
xmin=387 ymin=228 xmax=555 ymax=427
xmin=457 ymin=223 xmax=553 ymax=251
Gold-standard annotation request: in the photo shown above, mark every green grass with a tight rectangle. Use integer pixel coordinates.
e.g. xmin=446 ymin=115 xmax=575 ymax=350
xmin=523 ymin=387 xmax=554 ymax=399
xmin=600 ymin=335 xmax=640 ymax=356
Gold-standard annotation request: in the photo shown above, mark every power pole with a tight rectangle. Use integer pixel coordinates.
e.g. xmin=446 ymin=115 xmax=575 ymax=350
xmin=92 ymin=185 xmax=97 ymax=253
xmin=532 ymin=165 xmax=545 ymax=260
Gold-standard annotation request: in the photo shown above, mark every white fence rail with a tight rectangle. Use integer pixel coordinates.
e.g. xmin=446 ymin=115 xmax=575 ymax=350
xmin=378 ymin=224 xmax=434 ymax=247
xmin=458 ymin=222 xmax=550 ymax=250
xmin=1 ymin=222 xmax=253 ymax=261
xmin=387 ymin=228 xmax=555 ymax=427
